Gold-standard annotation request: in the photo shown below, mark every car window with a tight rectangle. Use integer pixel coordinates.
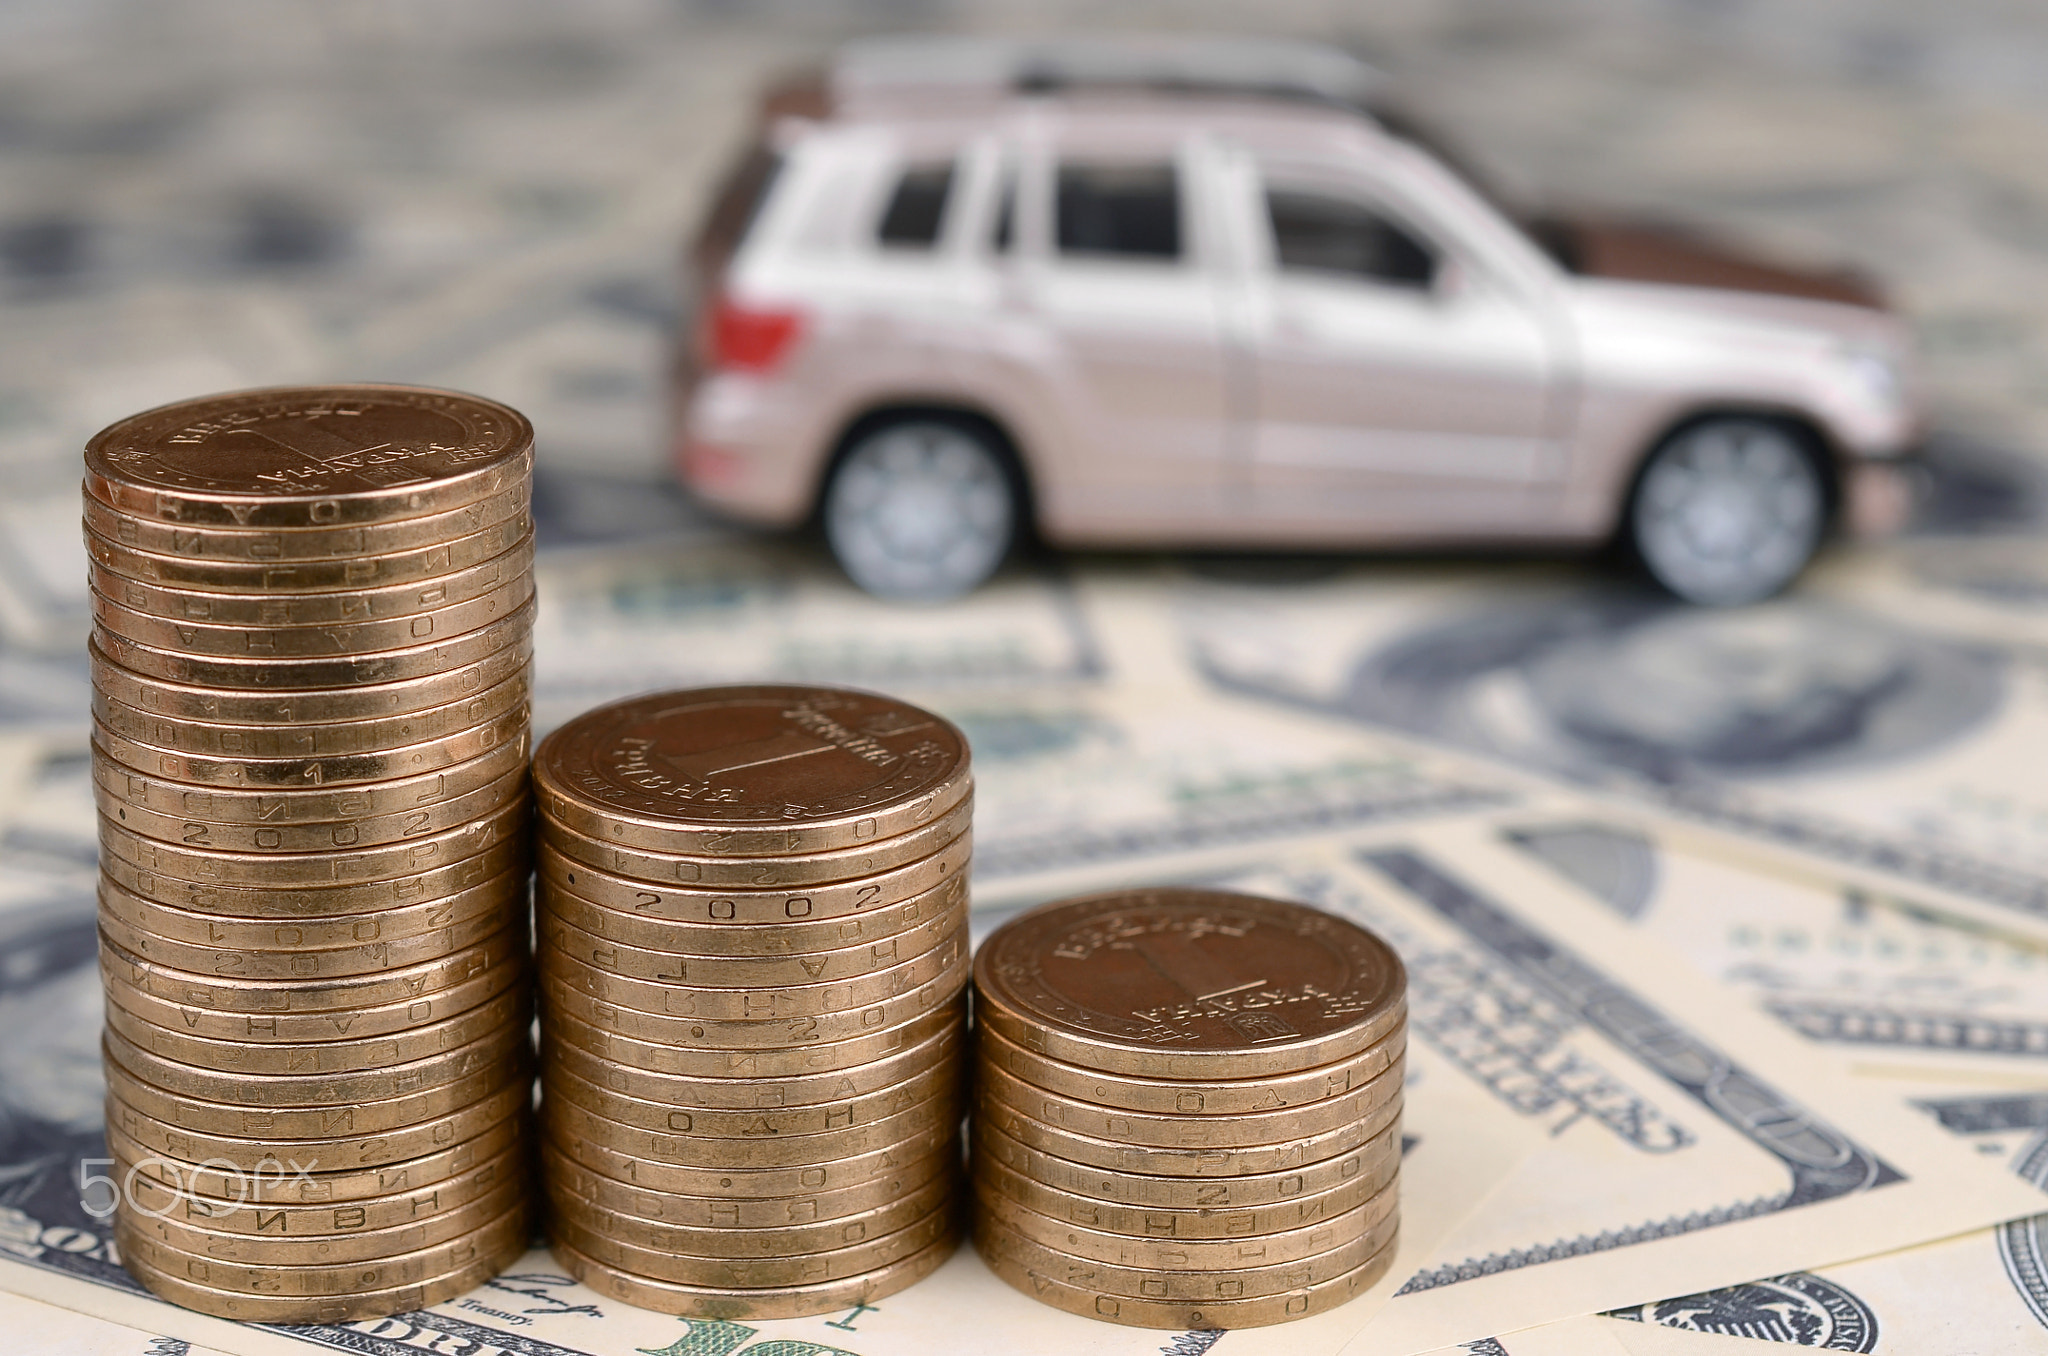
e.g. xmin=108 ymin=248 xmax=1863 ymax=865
xmin=1266 ymin=188 xmax=1436 ymax=288
xmin=990 ymin=168 xmax=1016 ymax=253
xmin=1056 ymin=163 xmax=1180 ymax=260
xmin=878 ymin=161 xmax=955 ymax=248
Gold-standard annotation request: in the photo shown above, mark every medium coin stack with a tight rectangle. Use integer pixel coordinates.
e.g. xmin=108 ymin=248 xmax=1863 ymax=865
xmin=85 ymin=385 xmax=540 ymax=1322
xmin=970 ymin=888 xmax=1407 ymax=1330
xmin=532 ymin=685 xmax=972 ymax=1318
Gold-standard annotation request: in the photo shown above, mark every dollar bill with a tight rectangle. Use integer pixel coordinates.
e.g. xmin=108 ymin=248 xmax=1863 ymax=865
xmin=985 ymin=819 xmax=2047 ymax=1356
xmin=1468 ymin=807 xmax=2048 ymax=1353
xmin=1169 ymin=561 xmax=2048 ymax=947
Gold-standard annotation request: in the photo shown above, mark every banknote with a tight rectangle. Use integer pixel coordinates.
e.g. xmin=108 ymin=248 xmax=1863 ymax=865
xmin=1467 ymin=807 xmax=2048 ymax=1353
xmin=1170 ymin=561 xmax=2048 ymax=947
xmin=1170 ymin=825 xmax=2047 ymax=1356
xmin=0 ymin=1286 xmax=214 ymax=1356
xmin=1497 ymin=812 xmax=2048 ymax=1089
xmin=1805 ymin=536 xmax=2048 ymax=653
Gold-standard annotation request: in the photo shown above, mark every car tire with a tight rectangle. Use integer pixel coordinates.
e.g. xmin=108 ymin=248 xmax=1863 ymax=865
xmin=822 ymin=416 xmax=1019 ymax=601
xmin=1627 ymin=417 xmax=1828 ymax=606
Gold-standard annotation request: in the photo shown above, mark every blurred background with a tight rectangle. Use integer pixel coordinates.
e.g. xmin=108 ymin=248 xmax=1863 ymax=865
xmin=6 ymin=0 xmax=2048 ymax=731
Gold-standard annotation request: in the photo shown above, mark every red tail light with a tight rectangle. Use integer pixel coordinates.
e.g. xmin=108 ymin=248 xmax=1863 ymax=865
xmin=703 ymin=295 xmax=805 ymax=373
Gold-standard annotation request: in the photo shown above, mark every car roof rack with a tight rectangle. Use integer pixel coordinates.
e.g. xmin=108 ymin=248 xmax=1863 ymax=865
xmin=830 ymin=34 xmax=1387 ymax=116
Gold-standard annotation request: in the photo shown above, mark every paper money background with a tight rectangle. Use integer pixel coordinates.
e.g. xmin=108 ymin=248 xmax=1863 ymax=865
xmin=8 ymin=1 xmax=2048 ymax=1354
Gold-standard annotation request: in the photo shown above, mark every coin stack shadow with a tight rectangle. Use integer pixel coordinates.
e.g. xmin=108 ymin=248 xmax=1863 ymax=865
xmin=969 ymin=888 xmax=1409 ymax=1330
xmin=530 ymin=685 xmax=972 ymax=1318
xmin=85 ymin=386 xmax=540 ymax=1322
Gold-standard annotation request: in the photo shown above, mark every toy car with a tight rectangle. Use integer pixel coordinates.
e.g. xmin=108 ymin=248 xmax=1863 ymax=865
xmin=673 ymin=36 xmax=1920 ymax=605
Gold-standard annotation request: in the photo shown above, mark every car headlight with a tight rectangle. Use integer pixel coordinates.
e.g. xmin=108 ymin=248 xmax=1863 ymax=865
xmin=1840 ymin=345 xmax=1901 ymax=409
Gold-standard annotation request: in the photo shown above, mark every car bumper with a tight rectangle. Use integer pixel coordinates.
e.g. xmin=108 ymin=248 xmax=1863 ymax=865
xmin=673 ymin=373 xmax=822 ymax=527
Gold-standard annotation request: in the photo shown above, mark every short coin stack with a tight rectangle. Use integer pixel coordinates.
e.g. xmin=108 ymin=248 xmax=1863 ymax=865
xmin=970 ymin=888 xmax=1407 ymax=1330
xmin=85 ymin=385 xmax=539 ymax=1322
xmin=532 ymin=685 xmax=973 ymax=1318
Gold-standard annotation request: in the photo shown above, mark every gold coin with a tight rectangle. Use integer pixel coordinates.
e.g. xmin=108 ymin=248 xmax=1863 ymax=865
xmin=537 ymin=828 xmax=969 ymax=923
xmin=105 ymin=1022 xmax=528 ymax=1107
xmin=93 ymin=696 xmax=528 ymax=787
xmin=98 ymin=884 xmax=517 ymax=980
xmin=974 ymin=1218 xmax=1396 ymax=1330
xmin=538 ymin=1084 xmax=960 ymax=1171
xmin=97 ymin=865 xmax=524 ymax=949
xmin=974 ymin=888 xmax=1407 ymax=1080
xmin=84 ymin=385 xmax=532 ymax=529
xmin=97 ymin=766 xmax=527 ymax=855
xmin=974 ymin=1176 xmax=1396 ymax=1271
xmin=93 ymin=593 xmax=534 ymax=688
xmin=93 ymin=733 xmax=528 ymax=822
xmin=102 ymin=957 xmax=523 ymax=1046
xmin=544 ymin=1167 xmax=954 ymax=1260
xmin=89 ymin=534 xmax=533 ymax=627
xmin=98 ymin=795 xmax=527 ymax=886
xmin=975 ymin=1207 xmax=1397 ymax=1303
xmin=970 ymin=1114 xmax=1400 ymax=1211
xmin=105 ymin=983 xmax=528 ymax=1075
xmin=974 ymin=1056 xmax=1403 ymax=1150
xmin=542 ymin=1056 xmax=957 ymax=1140
xmin=542 ymin=1113 xmax=954 ymax=1199
xmin=542 ymin=1016 xmax=961 ymax=1110
xmin=539 ymin=1135 xmax=954 ymax=1231
xmin=85 ymin=509 xmax=532 ymax=593
xmin=550 ymin=1197 xmax=952 ymax=1289
xmin=540 ymin=797 xmax=972 ymax=891
xmin=105 ymin=1112 xmax=522 ymax=1205
xmin=104 ymin=1045 xmax=528 ymax=1138
xmin=538 ymin=889 xmax=964 ymax=989
xmin=533 ymin=686 xmax=971 ymax=857
xmin=978 ymin=1023 xmax=1406 ymax=1118
xmin=82 ymin=479 xmax=529 ymax=564
xmin=552 ymin=1227 xmax=955 ymax=1320
xmin=122 ymin=1176 xmax=525 ymax=1265
xmin=99 ymin=829 xmax=523 ymax=916
xmin=107 ymin=1079 xmax=528 ymax=1173
xmin=542 ymin=995 xmax=963 ymax=1081
xmin=119 ymin=1222 xmax=524 ymax=1323
xmin=116 ymin=1137 xmax=524 ymax=1235
xmin=92 ymin=570 xmax=534 ymax=657
xmin=540 ymin=925 xmax=962 ymax=1023
xmin=971 ymin=1135 xmax=1399 ymax=1241
xmin=93 ymin=668 xmax=528 ymax=760
xmin=537 ymin=863 xmax=966 ymax=957
xmin=91 ymin=629 xmax=530 ymax=723
xmin=100 ymin=923 xmax=524 ymax=1012
xmin=975 ymin=1089 xmax=1397 ymax=1178
xmin=538 ymin=950 xmax=965 ymax=1049
xmin=114 ymin=1200 xmax=529 ymax=1296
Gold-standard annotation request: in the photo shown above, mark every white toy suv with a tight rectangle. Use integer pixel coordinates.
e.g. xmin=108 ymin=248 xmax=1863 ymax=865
xmin=675 ymin=36 xmax=1920 ymax=604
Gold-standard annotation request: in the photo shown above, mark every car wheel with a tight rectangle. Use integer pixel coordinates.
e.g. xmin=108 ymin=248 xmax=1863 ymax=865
xmin=822 ymin=417 xmax=1018 ymax=601
xmin=1628 ymin=418 xmax=1827 ymax=606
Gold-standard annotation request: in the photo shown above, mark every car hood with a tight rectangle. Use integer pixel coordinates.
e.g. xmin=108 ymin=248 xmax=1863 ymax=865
xmin=1528 ymin=214 xmax=1885 ymax=310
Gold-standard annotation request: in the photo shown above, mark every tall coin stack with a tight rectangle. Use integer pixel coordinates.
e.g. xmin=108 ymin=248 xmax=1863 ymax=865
xmin=970 ymin=888 xmax=1407 ymax=1330
xmin=85 ymin=386 xmax=539 ymax=1322
xmin=531 ymin=685 xmax=972 ymax=1318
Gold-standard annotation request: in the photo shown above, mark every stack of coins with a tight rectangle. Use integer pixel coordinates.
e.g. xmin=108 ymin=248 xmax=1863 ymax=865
xmin=84 ymin=385 xmax=540 ymax=1322
xmin=970 ymin=888 xmax=1407 ymax=1330
xmin=531 ymin=685 xmax=972 ymax=1318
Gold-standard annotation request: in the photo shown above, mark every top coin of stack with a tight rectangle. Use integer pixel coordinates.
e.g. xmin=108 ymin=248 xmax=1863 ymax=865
xmin=970 ymin=888 xmax=1407 ymax=1330
xmin=531 ymin=685 xmax=973 ymax=1319
xmin=85 ymin=385 xmax=540 ymax=1324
